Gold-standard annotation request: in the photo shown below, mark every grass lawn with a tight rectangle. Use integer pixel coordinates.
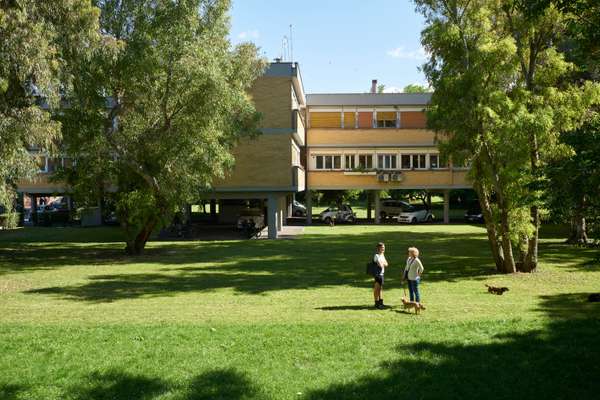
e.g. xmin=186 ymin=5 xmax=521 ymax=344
xmin=1 ymin=225 xmax=599 ymax=399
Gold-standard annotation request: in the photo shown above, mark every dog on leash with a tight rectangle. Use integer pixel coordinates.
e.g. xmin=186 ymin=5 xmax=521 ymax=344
xmin=401 ymin=297 xmax=426 ymax=314
xmin=485 ymin=284 xmax=509 ymax=295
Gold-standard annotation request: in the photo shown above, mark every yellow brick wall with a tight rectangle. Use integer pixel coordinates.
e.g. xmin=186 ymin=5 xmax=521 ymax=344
xmin=308 ymin=128 xmax=436 ymax=146
xmin=214 ymin=135 xmax=293 ymax=188
xmin=17 ymin=175 xmax=68 ymax=193
xmin=308 ymin=170 xmax=470 ymax=189
xmin=250 ymin=76 xmax=292 ymax=129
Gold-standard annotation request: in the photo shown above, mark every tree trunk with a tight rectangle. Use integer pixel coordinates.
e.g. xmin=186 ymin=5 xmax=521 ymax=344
xmin=567 ymin=213 xmax=588 ymax=245
xmin=474 ymin=181 xmax=504 ymax=272
xmin=125 ymin=218 xmax=158 ymax=255
xmin=499 ymin=206 xmax=517 ymax=274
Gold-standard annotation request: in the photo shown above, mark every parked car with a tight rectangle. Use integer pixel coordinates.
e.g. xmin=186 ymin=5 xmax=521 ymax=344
xmin=396 ymin=204 xmax=434 ymax=224
xmin=380 ymin=199 xmax=411 ymax=220
xmin=464 ymin=204 xmax=484 ymax=223
xmin=292 ymin=200 xmax=307 ymax=217
xmin=236 ymin=208 xmax=265 ymax=230
xmin=319 ymin=204 xmax=356 ymax=224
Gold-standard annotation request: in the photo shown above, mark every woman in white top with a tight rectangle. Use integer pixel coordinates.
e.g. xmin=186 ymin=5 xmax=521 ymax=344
xmin=403 ymin=246 xmax=424 ymax=304
xmin=373 ymin=242 xmax=388 ymax=309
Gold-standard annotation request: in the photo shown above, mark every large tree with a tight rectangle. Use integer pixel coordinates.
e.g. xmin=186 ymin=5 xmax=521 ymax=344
xmin=0 ymin=0 xmax=98 ymax=219
xmin=414 ymin=0 xmax=600 ymax=273
xmin=59 ymin=0 xmax=266 ymax=254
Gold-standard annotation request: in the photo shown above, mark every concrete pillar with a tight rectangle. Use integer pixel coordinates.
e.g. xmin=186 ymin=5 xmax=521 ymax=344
xmin=374 ymin=190 xmax=382 ymax=224
xmin=267 ymin=195 xmax=278 ymax=239
xmin=443 ymin=189 xmax=450 ymax=224
xmin=277 ymin=197 xmax=284 ymax=231
xmin=210 ymin=199 xmax=217 ymax=221
xmin=305 ymin=190 xmax=312 ymax=225
xmin=366 ymin=191 xmax=372 ymax=221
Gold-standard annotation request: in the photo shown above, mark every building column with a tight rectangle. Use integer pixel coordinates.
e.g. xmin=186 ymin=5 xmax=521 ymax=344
xmin=305 ymin=190 xmax=312 ymax=225
xmin=374 ymin=190 xmax=382 ymax=224
xmin=366 ymin=191 xmax=372 ymax=221
xmin=209 ymin=199 xmax=217 ymax=222
xmin=277 ymin=196 xmax=284 ymax=231
xmin=443 ymin=189 xmax=450 ymax=224
xmin=267 ymin=194 xmax=278 ymax=239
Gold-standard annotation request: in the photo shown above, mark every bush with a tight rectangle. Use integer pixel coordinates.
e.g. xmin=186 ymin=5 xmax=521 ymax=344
xmin=0 ymin=212 xmax=19 ymax=229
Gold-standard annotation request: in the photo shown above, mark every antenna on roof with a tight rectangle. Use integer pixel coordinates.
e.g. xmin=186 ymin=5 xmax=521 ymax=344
xmin=281 ymin=35 xmax=290 ymax=61
xmin=289 ymin=24 xmax=294 ymax=63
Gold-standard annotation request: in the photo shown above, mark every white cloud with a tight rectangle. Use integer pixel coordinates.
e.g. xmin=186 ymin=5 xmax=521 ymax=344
xmin=386 ymin=46 xmax=428 ymax=60
xmin=237 ymin=30 xmax=260 ymax=40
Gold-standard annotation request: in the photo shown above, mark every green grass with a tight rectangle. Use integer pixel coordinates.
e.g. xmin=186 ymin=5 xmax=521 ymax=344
xmin=1 ymin=225 xmax=599 ymax=399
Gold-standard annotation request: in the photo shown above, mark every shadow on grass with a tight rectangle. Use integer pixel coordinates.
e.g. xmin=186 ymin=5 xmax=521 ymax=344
xmin=0 ymin=384 xmax=25 ymax=400
xmin=71 ymin=370 xmax=168 ymax=400
xmin=22 ymin=231 xmax=500 ymax=302
xmin=185 ymin=368 xmax=266 ymax=400
xmin=306 ymin=293 xmax=600 ymax=400
xmin=69 ymin=368 xmax=261 ymax=400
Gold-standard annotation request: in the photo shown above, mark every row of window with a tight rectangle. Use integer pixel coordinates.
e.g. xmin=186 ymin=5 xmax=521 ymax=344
xmin=309 ymin=111 xmax=427 ymax=129
xmin=37 ymin=156 xmax=74 ymax=173
xmin=314 ymin=153 xmax=449 ymax=171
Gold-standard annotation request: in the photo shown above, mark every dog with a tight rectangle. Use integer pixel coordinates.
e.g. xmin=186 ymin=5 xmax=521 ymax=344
xmin=485 ymin=284 xmax=509 ymax=295
xmin=401 ymin=297 xmax=426 ymax=314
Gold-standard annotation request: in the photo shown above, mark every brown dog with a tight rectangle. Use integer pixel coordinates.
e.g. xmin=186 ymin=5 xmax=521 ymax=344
xmin=485 ymin=284 xmax=509 ymax=295
xmin=401 ymin=297 xmax=426 ymax=314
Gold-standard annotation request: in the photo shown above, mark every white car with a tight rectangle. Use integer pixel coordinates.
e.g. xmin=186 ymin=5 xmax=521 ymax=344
xmin=396 ymin=205 xmax=434 ymax=224
xmin=380 ymin=199 xmax=410 ymax=220
xmin=319 ymin=204 xmax=356 ymax=224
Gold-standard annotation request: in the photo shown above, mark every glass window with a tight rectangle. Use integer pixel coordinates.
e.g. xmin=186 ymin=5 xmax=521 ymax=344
xmin=345 ymin=155 xmax=356 ymax=170
xmin=430 ymin=154 xmax=439 ymax=169
xmin=376 ymin=112 xmax=397 ymax=128
xmin=333 ymin=155 xmax=341 ymax=169
xmin=414 ymin=154 xmax=427 ymax=169
xmin=358 ymin=154 xmax=373 ymax=169
xmin=325 ymin=156 xmax=333 ymax=169
xmin=316 ymin=156 xmax=324 ymax=169
xmin=378 ymin=154 xmax=397 ymax=170
xmin=401 ymin=155 xmax=411 ymax=169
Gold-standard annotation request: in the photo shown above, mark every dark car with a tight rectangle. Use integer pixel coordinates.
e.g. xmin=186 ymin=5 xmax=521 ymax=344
xmin=464 ymin=203 xmax=484 ymax=223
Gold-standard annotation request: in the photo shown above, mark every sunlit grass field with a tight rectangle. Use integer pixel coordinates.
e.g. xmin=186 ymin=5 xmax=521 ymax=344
xmin=1 ymin=225 xmax=599 ymax=399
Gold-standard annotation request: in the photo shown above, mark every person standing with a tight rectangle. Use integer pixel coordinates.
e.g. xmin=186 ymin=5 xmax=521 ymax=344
xmin=404 ymin=247 xmax=424 ymax=304
xmin=373 ymin=242 xmax=388 ymax=309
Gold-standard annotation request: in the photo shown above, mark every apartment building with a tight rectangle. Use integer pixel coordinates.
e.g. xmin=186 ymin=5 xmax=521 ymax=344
xmin=206 ymin=61 xmax=306 ymax=238
xmin=305 ymin=82 xmax=470 ymax=223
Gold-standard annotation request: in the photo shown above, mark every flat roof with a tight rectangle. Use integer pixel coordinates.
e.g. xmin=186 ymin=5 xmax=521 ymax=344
xmin=306 ymin=93 xmax=431 ymax=106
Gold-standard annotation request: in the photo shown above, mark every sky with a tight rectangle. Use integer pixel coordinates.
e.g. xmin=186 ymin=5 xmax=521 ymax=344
xmin=229 ymin=0 xmax=428 ymax=94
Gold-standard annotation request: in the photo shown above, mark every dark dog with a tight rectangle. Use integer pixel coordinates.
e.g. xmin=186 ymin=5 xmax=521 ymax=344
xmin=485 ymin=284 xmax=509 ymax=295
xmin=588 ymin=293 xmax=600 ymax=302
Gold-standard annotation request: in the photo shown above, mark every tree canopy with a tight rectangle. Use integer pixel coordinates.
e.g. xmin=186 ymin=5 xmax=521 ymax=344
xmin=59 ymin=0 xmax=266 ymax=254
xmin=415 ymin=0 xmax=600 ymax=273
xmin=0 ymin=0 xmax=98 ymax=218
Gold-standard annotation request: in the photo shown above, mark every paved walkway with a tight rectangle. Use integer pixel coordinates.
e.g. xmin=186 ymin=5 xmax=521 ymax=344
xmin=256 ymin=225 xmax=305 ymax=240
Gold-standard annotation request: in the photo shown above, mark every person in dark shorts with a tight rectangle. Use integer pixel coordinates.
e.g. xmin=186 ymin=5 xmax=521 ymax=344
xmin=373 ymin=242 xmax=388 ymax=309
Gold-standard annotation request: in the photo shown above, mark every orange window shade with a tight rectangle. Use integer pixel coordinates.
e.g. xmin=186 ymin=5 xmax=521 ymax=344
xmin=343 ymin=112 xmax=356 ymax=128
xmin=358 ymin=112 xmax=373 ymax=128
xmin=310 ymin=112 xmax=342 ymax=128
xmin=377 ymin=111 xmax=396 ymax=121
xmin=401 ymin=111 xmax=427 ymax=128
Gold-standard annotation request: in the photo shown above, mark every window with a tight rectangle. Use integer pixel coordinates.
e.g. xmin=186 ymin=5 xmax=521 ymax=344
xmin=430 ymin=154 xmax=439 ymax=169
xmin=37 ymin=156 xmax=48 ymax=173
xmin=413 ymin=154 xmax=427 ymax=169
xmin=315 ymin=155 xmax=341 ymax=170
xmin=310 ymin=112 xmax=341 ymax=128
xmin=401 ymin=154 xmax=411 ymax=169
xmin=358 ymin=154 xmax=373 ymax=169
xmin=345 ymin=155 xmax=356 ymax=170
xmin=378 ymin=154 xmax=397 ymax=170
xmin=376 ymin=112 xmax=397 ymax=128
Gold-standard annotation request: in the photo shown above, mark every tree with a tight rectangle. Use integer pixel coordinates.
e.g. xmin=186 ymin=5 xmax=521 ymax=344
xmin=60 ymin=0 xmax=266 ymax=254
xmin=403 ymin=84 xmax=430 ymax=93
xmin=0 ymin=0 xmax=98 ymax=219
xmin=545 ymin=114 xmax=600 ymax=244
xmin=414 ymin=0 xmax=600 ymax=273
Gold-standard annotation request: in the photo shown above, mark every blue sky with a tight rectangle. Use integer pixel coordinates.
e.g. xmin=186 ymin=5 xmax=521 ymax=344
xmin=229 ymin=0 xmax=428 ymax=94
